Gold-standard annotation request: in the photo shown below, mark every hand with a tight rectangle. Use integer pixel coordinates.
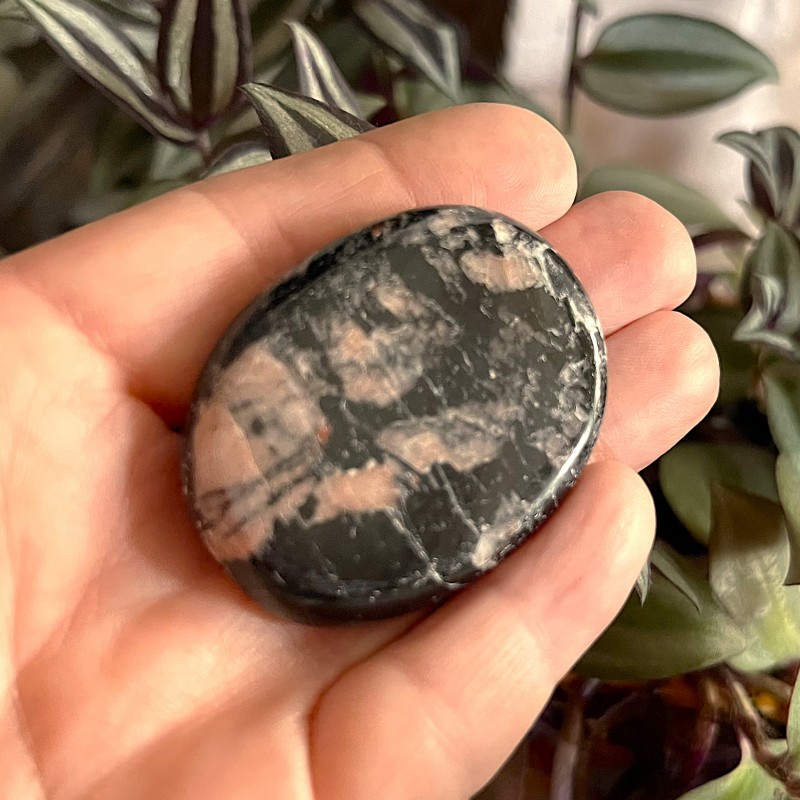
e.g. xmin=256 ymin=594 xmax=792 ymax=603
xmin=0 ymin=104 xmax=717 ymax=799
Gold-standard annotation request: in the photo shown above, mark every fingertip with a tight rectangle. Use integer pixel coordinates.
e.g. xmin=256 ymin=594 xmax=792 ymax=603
xmin=600 ymin=190 xmax=696 ymax=309
xmin=667 ymin=311 xmax=721 ymax=421
xmin=413 ymin=103 xmax=578 ymax=226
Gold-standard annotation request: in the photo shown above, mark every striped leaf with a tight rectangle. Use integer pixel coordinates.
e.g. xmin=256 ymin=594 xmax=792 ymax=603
xmin=241 ymin=82 xmax=372 ymax=158
xmin=353 ymin=0 xmax=462 ymax=101
xmin=17 ymin=0 xmax=194 ymax=143
xmin=157 ymin=0 xmax=252 ymax=126
xmin=288 ymin=21 xmax=363 ymax=119
xmin=204 ymin=136 xmax=272 ymax=177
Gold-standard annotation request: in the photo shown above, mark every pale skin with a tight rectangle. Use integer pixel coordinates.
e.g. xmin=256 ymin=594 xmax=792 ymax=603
xmin=0 ymin=104 xmax=718 ymax=799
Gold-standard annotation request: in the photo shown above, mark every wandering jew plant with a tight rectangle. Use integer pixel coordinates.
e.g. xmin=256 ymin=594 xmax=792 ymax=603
xmin=2 ymin=0 xmax=800 ymax=797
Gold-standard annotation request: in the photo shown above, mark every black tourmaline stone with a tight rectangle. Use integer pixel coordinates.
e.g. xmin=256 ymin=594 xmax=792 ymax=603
xmin=183 ymin=206 xmax=606 ymax=623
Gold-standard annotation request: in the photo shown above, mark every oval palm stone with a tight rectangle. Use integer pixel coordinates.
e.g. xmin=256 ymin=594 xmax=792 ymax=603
xmin=183 ymin=206 xmax=606 ymax=623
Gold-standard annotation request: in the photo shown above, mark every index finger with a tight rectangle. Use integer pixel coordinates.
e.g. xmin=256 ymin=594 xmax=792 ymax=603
xmin=6 ymin=104 xmax=576 ymax=417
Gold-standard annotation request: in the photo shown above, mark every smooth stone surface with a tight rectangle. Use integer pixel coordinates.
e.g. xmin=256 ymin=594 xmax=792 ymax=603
xmin=183 ymin=206 xmax=606 ymax=623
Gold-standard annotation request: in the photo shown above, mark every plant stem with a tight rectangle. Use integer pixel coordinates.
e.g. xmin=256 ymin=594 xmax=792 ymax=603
xmin=550 ymin=679 xmax=599 ymax=800
xmin=562 ymin=1 xmax=584 ymax=134
xmin=720 ymin=667 xmax=800 ymax=798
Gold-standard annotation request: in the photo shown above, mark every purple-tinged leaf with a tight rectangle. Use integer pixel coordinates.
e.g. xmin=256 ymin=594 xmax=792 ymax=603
xmin=17 ymin=0 xmax=194 ymax=143
xmin=158 ymin=0 xmax=251 ymax=127
xmin=241 ymin=82 xmax=372 ymax=158
xmin=203 ymin=135 xmax=271 ymax=177
xmin=735 ymin=222 xmax=800 ymax=360
xmin=288 ymin=21 xmax=363 ymax=119
xmin=708 ymin=485 xmax=788 ymax=624
xmin=353 ymin=0 xmax=462 ymax=101
xmin=719 ymin=127 xmax=800 ymax=232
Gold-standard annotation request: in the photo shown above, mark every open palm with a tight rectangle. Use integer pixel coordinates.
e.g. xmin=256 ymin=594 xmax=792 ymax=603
xmin=0 ymin=105 xmax=717 ymax=799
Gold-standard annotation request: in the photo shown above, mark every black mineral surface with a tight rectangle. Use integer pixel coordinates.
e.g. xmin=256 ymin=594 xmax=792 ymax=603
xmin=183 ymin=206 xmax=606 ymax=623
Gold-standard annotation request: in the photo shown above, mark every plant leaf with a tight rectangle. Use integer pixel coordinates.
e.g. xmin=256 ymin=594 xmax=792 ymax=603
xmin=0 ymin=57 xmax=22 ymax=117
xmin=763 ymin=361 xmax=800 ymax=584
xmin=0 ymin=68 xmax=98 ymax=238
xmin=719 ymin=127 xmax=800 ymax=232
xmin=393 ymin=77 xmax=548 ymax=121
xmin=148 ymin=139 xmax=204 ymax=181
xmin=579 ymin=553 xmax=747 ymax=680
xmin=578 ymin=0 xmax=598 ymax=15
xmin=708 ymin=485 xmax=788 ymax=624
xmin=675 ymin=745 xmax=788 ymax=800
xmin=157 ymin=0 xmax=251 ymax=125
xmin=249 ymin=0 xmax=317 ymax=69
xmin=17 ymin=0 xmax=194 ymax=143
xmin=0 ymin=0 xmax=29 ymax=20
xmin=651 ymin=541 xmax=701 ymax=612
xmin=203 ymin=136 xmax=272 ymax=177
xmin=788 ymin=679 xmax=800 ymax=763
xmin=353 ymin=0 xmax=462 ymax=101
xmin=635 ymin=559 xmax=651 ymax=604
xmin=659 ymin=442 xmax=778 ymax=544
xmin=735 ymin=222 xmax=800 ymax=360
xmin=580 ymin=164 xmax=737 ymax=233
xmin=579 ymin=14 xmax=777 ymax=116
xmin=287 ymin=21 xmax=363 ymax=119
xmin=241 ymin=82 xmax=372 ymax=158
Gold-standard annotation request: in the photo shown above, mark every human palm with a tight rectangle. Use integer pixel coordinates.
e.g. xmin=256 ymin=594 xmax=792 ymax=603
xmin=0 ymin=105 xmax=717 ymax=799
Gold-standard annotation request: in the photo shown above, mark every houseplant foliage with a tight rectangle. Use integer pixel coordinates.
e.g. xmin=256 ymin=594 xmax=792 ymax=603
xmin=1 ymin=0 xmax=799 ymax=796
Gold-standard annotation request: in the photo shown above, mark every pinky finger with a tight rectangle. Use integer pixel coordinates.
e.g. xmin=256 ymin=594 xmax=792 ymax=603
xmin=309 ymin=461 xmax=655 ymax=799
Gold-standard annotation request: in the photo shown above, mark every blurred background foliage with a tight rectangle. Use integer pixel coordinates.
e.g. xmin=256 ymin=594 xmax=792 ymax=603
xmin=2 ymin=0 xmax=800 ymax=797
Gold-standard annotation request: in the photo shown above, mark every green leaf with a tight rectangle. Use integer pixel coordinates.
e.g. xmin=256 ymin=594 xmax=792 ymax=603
xmin=241 ymin=82 xmax=372 ymax=158
xmin=764 ymin=361 xmax=800 ymax=583
xmin=148 ymin=139 xmax=204 ymax=182
xmin=579 ymin=552 xmax=747 ymax=680
xmin=0 ymin=57 xmax=22 ymax=118
xmin=17 ymin=0 xmax=194 ymax=143
xmin=688 ymin=306 xmax=756 ymax=406
xmin=735 ymin=222 xmax=800 ymax=360
xmin=635 ymin=560 xmax=651 ymax=603
xmin=709 ymin=485 xmax=788 ymax=623
xmin=203 ymin=136 xmax=272 ymax=177
xmin=578 ymin=0 xmax=598 ymax=14
xmin=580 ymin=165 xmax=737 ymax=233
xmin=288 ymin=21 xmax=363 ymax=119
xmin=249 ymin=0 xmax=317 ymax=69
xmin=354 ymin=0 xmax=462 ymax=101
xmin=788 ymin=679 xmax=800 ymax=762
xmin=659 ymin=442 xmax=778 ymax=544
xmin=675 ymin=746 xmax=788 ymax=800
xmin=157 ymin=0 xmax=251 ymax=126
xmin=393 ymin=77 xmax=547 ymax=120
xmin=719 ymin=127 xmax=800 ymax=232
xmin=579 ymin=14 xmax=778 ymax=116
xmin=0 ymin=68 xmax=97 ymax=227
xmin=651 ymin=541 xmax=701 ymax=612
xmin=0 ymin=0 xmax=29 ymax=20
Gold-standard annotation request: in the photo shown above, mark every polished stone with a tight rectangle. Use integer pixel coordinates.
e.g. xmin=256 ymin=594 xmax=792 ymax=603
xmin=182 ymin=206 xmax=606 ymax=623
